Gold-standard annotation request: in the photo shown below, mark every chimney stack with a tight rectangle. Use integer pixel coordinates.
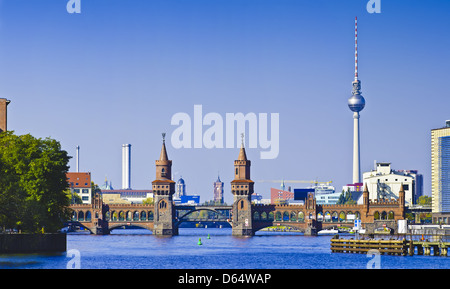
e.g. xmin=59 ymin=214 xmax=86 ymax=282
xmin=76 ymin=146 xmax=80 ymax=172
xmin=122 ymin=144 xmax=131 ymax=190
xmin=0 ymin=98 xmax=10 ymax=133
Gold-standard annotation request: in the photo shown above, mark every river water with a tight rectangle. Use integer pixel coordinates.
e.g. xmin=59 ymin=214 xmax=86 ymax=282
xmin=0 ymin=228 xmax=449 ymax=269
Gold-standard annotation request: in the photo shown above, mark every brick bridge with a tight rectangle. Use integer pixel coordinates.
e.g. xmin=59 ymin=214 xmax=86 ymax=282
xmin=67 ymin=137 xmax=406 ymax=236
xmin=69 ymin=186 xmax=405 ymax=236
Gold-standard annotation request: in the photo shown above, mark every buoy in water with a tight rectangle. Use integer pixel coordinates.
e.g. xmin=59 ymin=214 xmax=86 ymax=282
xmin=198 ymin=238 xmax=203 ymax=245
xmin=207 ymin=234 xmax=210 ymax=239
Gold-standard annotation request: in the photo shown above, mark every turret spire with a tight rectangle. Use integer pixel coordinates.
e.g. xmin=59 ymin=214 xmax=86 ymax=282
xmin=160 ymin=132 xmax=169 ymax=161
xmin=238 ymin=133 xmax=247 ymax=161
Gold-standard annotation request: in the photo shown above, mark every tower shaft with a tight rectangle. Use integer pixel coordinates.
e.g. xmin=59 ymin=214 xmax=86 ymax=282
xmin=352 ymin=112 xmax=361 ymax=184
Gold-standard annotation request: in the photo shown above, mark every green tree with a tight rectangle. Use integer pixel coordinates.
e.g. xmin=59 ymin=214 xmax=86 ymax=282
xmin=344 ymin=190 xmax=356 ymax=205
xmin=417 ymin=195 xmax=432 ymax=206
xmin=337 ymin=189 xmax=356 ymax=205
xmin=0 ymin=131 xmax=71 ymax=233
xmin=91 ymin=181 xmax=101 ymax=199
xmin=66 ymin=189 xmax=83 ymax=205
xmin=143 ymin=197 xmax=154 ymax=205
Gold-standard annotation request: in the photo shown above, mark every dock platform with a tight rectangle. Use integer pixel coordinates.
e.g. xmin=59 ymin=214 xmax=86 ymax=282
xmin=331 ymin=235 xmax=450 ymax=257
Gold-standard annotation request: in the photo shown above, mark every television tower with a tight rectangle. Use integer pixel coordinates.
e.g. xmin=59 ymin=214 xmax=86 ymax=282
xmin=348 ymin=16 xmax=365 ymax=184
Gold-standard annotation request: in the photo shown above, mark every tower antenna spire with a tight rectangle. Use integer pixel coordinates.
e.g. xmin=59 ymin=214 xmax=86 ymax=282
xmin=348 ymin=16 xmax=365 ymax=186
xmin=354 ymin=16 xmax=358 ymax=81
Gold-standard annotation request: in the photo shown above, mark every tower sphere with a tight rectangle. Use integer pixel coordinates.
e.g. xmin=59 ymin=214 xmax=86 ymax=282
xmin=348 ymin=93 xmax=365 ymax=112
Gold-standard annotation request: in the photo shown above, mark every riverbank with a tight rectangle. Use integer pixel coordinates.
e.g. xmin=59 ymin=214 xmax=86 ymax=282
xmin=0 ymin=233 xmax=66 ymax=254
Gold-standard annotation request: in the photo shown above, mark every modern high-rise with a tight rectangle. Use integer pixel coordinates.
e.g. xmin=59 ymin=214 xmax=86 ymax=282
xmin=348 ymin=17 xmax=366 ymax=185
xmin=431 ymin=120 xmax=450 ymax=223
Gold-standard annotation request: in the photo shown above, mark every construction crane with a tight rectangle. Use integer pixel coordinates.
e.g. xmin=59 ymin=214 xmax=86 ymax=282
xmin=257 ymin=180 xmax=333 ymax=186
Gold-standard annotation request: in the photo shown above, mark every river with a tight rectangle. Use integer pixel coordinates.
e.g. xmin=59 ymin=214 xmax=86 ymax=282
xmin=0 ymin=228 xmax=449 ymax=269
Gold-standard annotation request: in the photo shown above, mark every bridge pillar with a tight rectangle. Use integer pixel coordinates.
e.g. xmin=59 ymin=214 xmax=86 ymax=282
xmin=153 ymin=193 xmax=178 ymax=236
xmin=232 ymin=195 xmax=253 ymax=236
xmin=230 ymin=140 xmax=254 ymax=236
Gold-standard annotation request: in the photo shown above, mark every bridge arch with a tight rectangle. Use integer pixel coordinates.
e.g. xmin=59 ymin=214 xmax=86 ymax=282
xmin=298 ymin=212 xmax=305 ymax=223
xmin=108 ymin=223 xmax=153 ymax=233
xmin=317 ymin=212 xmax=323 ymax=222
xmin=86 ymin=211 xmax=92 ymax=222
xmin=252 ymin=223 xmax=306 ymax=234
xmin=290 ymin=211 xmax=297 ymax=222
xmin=78 ymin=211 xmax=85 ymax=221
xmin=140 ymin=211 xmax=146 ymax=221
xmin=177 ymin=208 xmax=229 ymax=221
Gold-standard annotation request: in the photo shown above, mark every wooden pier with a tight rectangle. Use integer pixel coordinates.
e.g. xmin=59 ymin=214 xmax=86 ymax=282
xmin=331 ymin=237 xmax=408 ymax=256
xmin=331 ymin=235 xmax=450 ymax=257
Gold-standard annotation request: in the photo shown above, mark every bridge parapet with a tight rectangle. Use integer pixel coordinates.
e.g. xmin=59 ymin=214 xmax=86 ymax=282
xmin=369 ymin=199 xmax=400 ymax=206
xmin=320 ymin=204 xmax=360 ymax=209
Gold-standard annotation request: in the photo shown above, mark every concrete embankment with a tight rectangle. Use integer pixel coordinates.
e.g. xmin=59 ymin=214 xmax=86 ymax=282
xmin=0 ymin=233 xmax=66 ymax=254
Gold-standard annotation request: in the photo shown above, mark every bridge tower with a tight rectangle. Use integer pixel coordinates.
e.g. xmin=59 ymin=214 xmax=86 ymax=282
xmin=231 ymin=136 xmax=254 ymax=236
xmin=152 ymin=134 xmax=178 ymax=236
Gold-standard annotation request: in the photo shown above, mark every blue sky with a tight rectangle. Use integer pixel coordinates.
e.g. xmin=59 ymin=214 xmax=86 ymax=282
xmin=1 ymin=0 xmax=449 ymax=203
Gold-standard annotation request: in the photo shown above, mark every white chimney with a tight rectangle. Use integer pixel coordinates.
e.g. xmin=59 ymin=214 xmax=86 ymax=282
xmin=122 ymin=144 xmax=131 ymax=190
xmin=76 ymin=146 xmax=80 ymax=172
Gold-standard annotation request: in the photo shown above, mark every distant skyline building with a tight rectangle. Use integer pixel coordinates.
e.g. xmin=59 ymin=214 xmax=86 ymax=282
xmin=100 ymin=176 xmax=114 ymax=191
xmin=101 ymin=189 xmax=153 ymax=204
xmin=431 ymin=120 xmax=450 ymax=223
xmin=348 ymin=16 xmax=366 ymax=186
xmin=175 ymin=177 xmax=186 ymax=198
xmin=213 ymin=175 xmax=224 ymax=203
xmin=363 ymin=162 xmax=417 ymax=206
xmin=173 ymin=176 xmax=201 ymax=205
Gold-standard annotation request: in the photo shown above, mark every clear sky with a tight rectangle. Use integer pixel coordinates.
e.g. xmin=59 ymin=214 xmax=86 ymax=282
xmin=1 ymin=0 xmax=449 ymax=203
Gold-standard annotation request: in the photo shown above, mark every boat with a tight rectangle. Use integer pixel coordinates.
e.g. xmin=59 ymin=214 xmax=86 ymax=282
xmin=318 ymin=228 xmax=339 ymax=235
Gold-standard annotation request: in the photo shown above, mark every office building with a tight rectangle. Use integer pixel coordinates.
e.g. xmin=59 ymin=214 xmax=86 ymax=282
xmin=431 ymin=120 xmax=450 ymax=223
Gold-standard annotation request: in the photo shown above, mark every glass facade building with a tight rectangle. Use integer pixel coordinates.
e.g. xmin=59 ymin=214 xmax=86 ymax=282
xmin=438 ymin=136 xmax=450 ymax=212
xmin=431 ymin=122 xmax=450 ymax=214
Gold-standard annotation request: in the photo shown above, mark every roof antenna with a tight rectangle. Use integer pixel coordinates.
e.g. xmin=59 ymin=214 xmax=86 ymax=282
xmin=354 ymin=16 xmax=358 ymax=81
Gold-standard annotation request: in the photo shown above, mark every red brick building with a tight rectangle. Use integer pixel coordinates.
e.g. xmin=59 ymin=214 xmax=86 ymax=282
xmin=270 ymin=187 xmax=294 ymax=204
